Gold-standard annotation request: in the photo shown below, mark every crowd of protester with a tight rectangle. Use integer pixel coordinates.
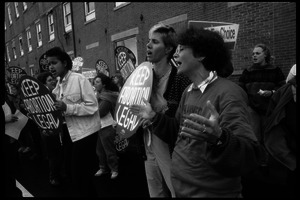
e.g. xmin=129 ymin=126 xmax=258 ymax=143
xmin=3 ymin=24 xmax=296 ymax=198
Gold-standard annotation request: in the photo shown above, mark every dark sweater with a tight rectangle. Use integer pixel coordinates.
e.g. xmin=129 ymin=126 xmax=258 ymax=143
xmin=152 ymin=77 xmax=264 ymax=197
xmin=238 ymin=64 xmax=285 ymax=115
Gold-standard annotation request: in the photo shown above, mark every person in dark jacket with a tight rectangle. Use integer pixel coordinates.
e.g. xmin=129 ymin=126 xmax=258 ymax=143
xmin=238 ymin=43 xmax=285 ymax=144
xmin=130 ymin=27 xmax=264 ymax=197
xmin=263 ymin=66 xmax=296 ymax=198
xmin=93 ymin=73 xmax=120 ymax=179
xmin=37 ymin=71 xmax=64 ymax=186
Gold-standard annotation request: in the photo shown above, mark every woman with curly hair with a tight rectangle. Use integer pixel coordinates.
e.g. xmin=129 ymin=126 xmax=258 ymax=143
xmin=130 ymin=27 xmax=264 ymax=197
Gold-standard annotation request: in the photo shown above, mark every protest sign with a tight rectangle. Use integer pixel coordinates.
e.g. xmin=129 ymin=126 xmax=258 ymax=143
xmin=39 ymin=53 xmax=49 ymax=72
xmin=188 ymin=20 xmax=239 ymax=50
xmin=72 ymin=57 xmax=84 ymax=72
xmin=115 ymin=46 xmax=137 ymax=81
xmin=114 ymin=62 xmax=153 ymax=139
xmin=18 ymin=75 xmax=63 ymax=134
xmin=5 ymin=109 xmax=28 ymax=140
xmin=95 ymin=59 xmax=110 ymax=76
xmin=6 ymin=66 xmax=27 ymax=85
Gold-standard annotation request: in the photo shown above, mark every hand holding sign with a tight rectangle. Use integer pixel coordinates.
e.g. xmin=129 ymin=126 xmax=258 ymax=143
xmin=129 ymin=97 xmax=156 ymax=120
xmin=54 ymin=100 xmax=67 ymax=111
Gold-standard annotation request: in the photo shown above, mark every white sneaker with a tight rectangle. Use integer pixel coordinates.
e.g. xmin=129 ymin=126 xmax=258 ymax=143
xmin=94 ymin=169 xmax=108 ymax=177
xmin=111 ymin=171 xmax=118 ymax=179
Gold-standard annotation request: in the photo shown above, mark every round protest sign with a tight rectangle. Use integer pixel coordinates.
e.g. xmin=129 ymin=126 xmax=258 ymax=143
xmin=18 ymin=75 xmax=63 ymax=134
xmin=95 ymin=59 xmax=110 ymax=76
xmin=114 ymin=62 xmax=153 ymax=139
xmin=115 ymin=46 xmax=136 ymax=81
xmin=39 ymin=53 xmax=49 ymax=72
xmin=6 ymin=66 xmax=27 ymax=85
xmin=72 ymin=57 xmax=84 ymax=72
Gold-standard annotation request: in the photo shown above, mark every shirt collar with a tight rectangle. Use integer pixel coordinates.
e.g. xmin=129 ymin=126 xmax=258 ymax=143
xmin=187 ymin=71 xmax=218 ymax=93
xmin=56 ymin=70 xmax=72 ymax=84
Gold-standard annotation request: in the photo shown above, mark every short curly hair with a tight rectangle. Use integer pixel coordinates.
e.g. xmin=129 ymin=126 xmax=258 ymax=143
xmin=177 ymin=27 xmax=233 ymax=77
xmin=45 ymin=46 xmax=73 ymax=70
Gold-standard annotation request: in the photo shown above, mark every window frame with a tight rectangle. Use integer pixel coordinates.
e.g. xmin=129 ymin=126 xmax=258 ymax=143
xmin=6 ymin=44 xmax=11 ymax=62
xmin=23 ymin=2 xmax=27 ymax=11
xmin=63 ymin=2 xmax=72 ymax=33
xmin=19 ymin=35 xmax=24 ymax=56
xmin=26 ymin=28 xmax=32 ymax=52
xmin=84 ymin=2 xmax=96 ymax=22
xmin=12 ymin=40 xmax=17 ymax=60
xmin=36 ymin=21 xmax=43 ymax=47
xmin=14 ymin=2 xmax=19 ymax=18
xmin=48 ymin=13 xmax=55 ymax=41
xmin=8 ymin=5 xmax=12 ymax=25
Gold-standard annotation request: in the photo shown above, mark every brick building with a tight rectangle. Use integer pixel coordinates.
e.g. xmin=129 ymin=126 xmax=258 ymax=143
xmin=5 ymin=2 xmax=296 ymax=82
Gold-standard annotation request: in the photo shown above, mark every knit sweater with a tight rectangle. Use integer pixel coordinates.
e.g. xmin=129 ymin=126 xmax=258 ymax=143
xmin=152 ymin=77 xmax=264 ymax=197
xmin=238 ymin=64 xmax=285 ymax=115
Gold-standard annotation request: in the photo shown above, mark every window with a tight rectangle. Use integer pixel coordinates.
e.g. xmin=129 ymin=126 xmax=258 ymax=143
xmin=12 ymin=40 xmax=17 ymax=60
xmin=115 ymin=2 xmax=128 ymax=7
xmin=14 ymin=2 xmax=19 ymax=18
xmin=5 ymin=22 xmax=6 ymax=31
xmin=29 ymin=65 xmax=35 ymax=76
xmin=115 ymin=37 xmax=138 ymax=67
xmin=8 ymin=5 xmax=12 ymax=25
xmin=23 ymin=2 xmax=27 ymax=11
xmin=36 ymin=22 xmax=42 ymax=47
xmin=19 ymin=35 xmax=24 ymax=56
xmin=26 ymin=28 xmax=32 ymax=52
xmin=84 ymin=2 xmax=95 ymax=22
xmin=63 ymin=2 xmax=72 ymax=32
xmin=6 ymin=44 xmax=11 ymax=62
xmin=48 ymin=13 xmax=55 ymax=41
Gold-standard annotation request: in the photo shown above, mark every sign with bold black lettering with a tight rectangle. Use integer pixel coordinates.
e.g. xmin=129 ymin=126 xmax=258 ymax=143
xmin=18 ymin=75 xmax=63 ymax=134
xmin=95 ymin=59 xmax=110 ymax=76
xmin=6 ymin=66 xmax=27 ymax=85
xmin=114 ymin=62 xmax=153 ymax=139
xmin=115 ymin=46 xmax=137 ymax=81
xmin=39 ymin=53 xmax=49 ymax=72
xmin=188 ymin=20 xmax=239 ymax=50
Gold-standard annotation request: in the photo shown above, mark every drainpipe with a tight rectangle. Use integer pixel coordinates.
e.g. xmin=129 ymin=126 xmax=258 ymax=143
xmin=70 ymin=2 xmax=76 ymax=57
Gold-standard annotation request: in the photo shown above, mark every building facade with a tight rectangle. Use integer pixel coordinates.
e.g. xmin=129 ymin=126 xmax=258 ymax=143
xmin=5 ymin=2 xmax=296 ymax=82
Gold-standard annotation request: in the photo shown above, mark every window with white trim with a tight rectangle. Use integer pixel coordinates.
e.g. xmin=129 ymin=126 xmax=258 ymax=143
xmin=19 ymin=35 xmax=24 ymax=56
xmin=29 ymin=65 xmax=35 ymax=76
xmin=23 ymin=2 xmax=27 ymax=11
xmin=12 ymin=40 xmax=17 ymax=60
xmin=84 ymin=2 xmax=95 ymax=22
xmin=115 ymin=2 xmax=128 ymax=7
xmin=26 ymin=28 xmax=32 ymax=52
xmin=48 ymin=13 xmax=55 ymax=41
xmin=63 ymin=2 xmax=72 ymax=32
xmin=6 ymin=44 xmax=11 ymax=62
xmin=14 ymin=2 xmax=19 ymax=18
xmin=36 ymin=22 xmax=42 ymax=47
xmin=8 ymin=5 xmax=12 ymax=25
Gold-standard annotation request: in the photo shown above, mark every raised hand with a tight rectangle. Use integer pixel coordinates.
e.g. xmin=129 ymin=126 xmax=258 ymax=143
xmin=180 ymin=100 xmax=222 ymax=143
